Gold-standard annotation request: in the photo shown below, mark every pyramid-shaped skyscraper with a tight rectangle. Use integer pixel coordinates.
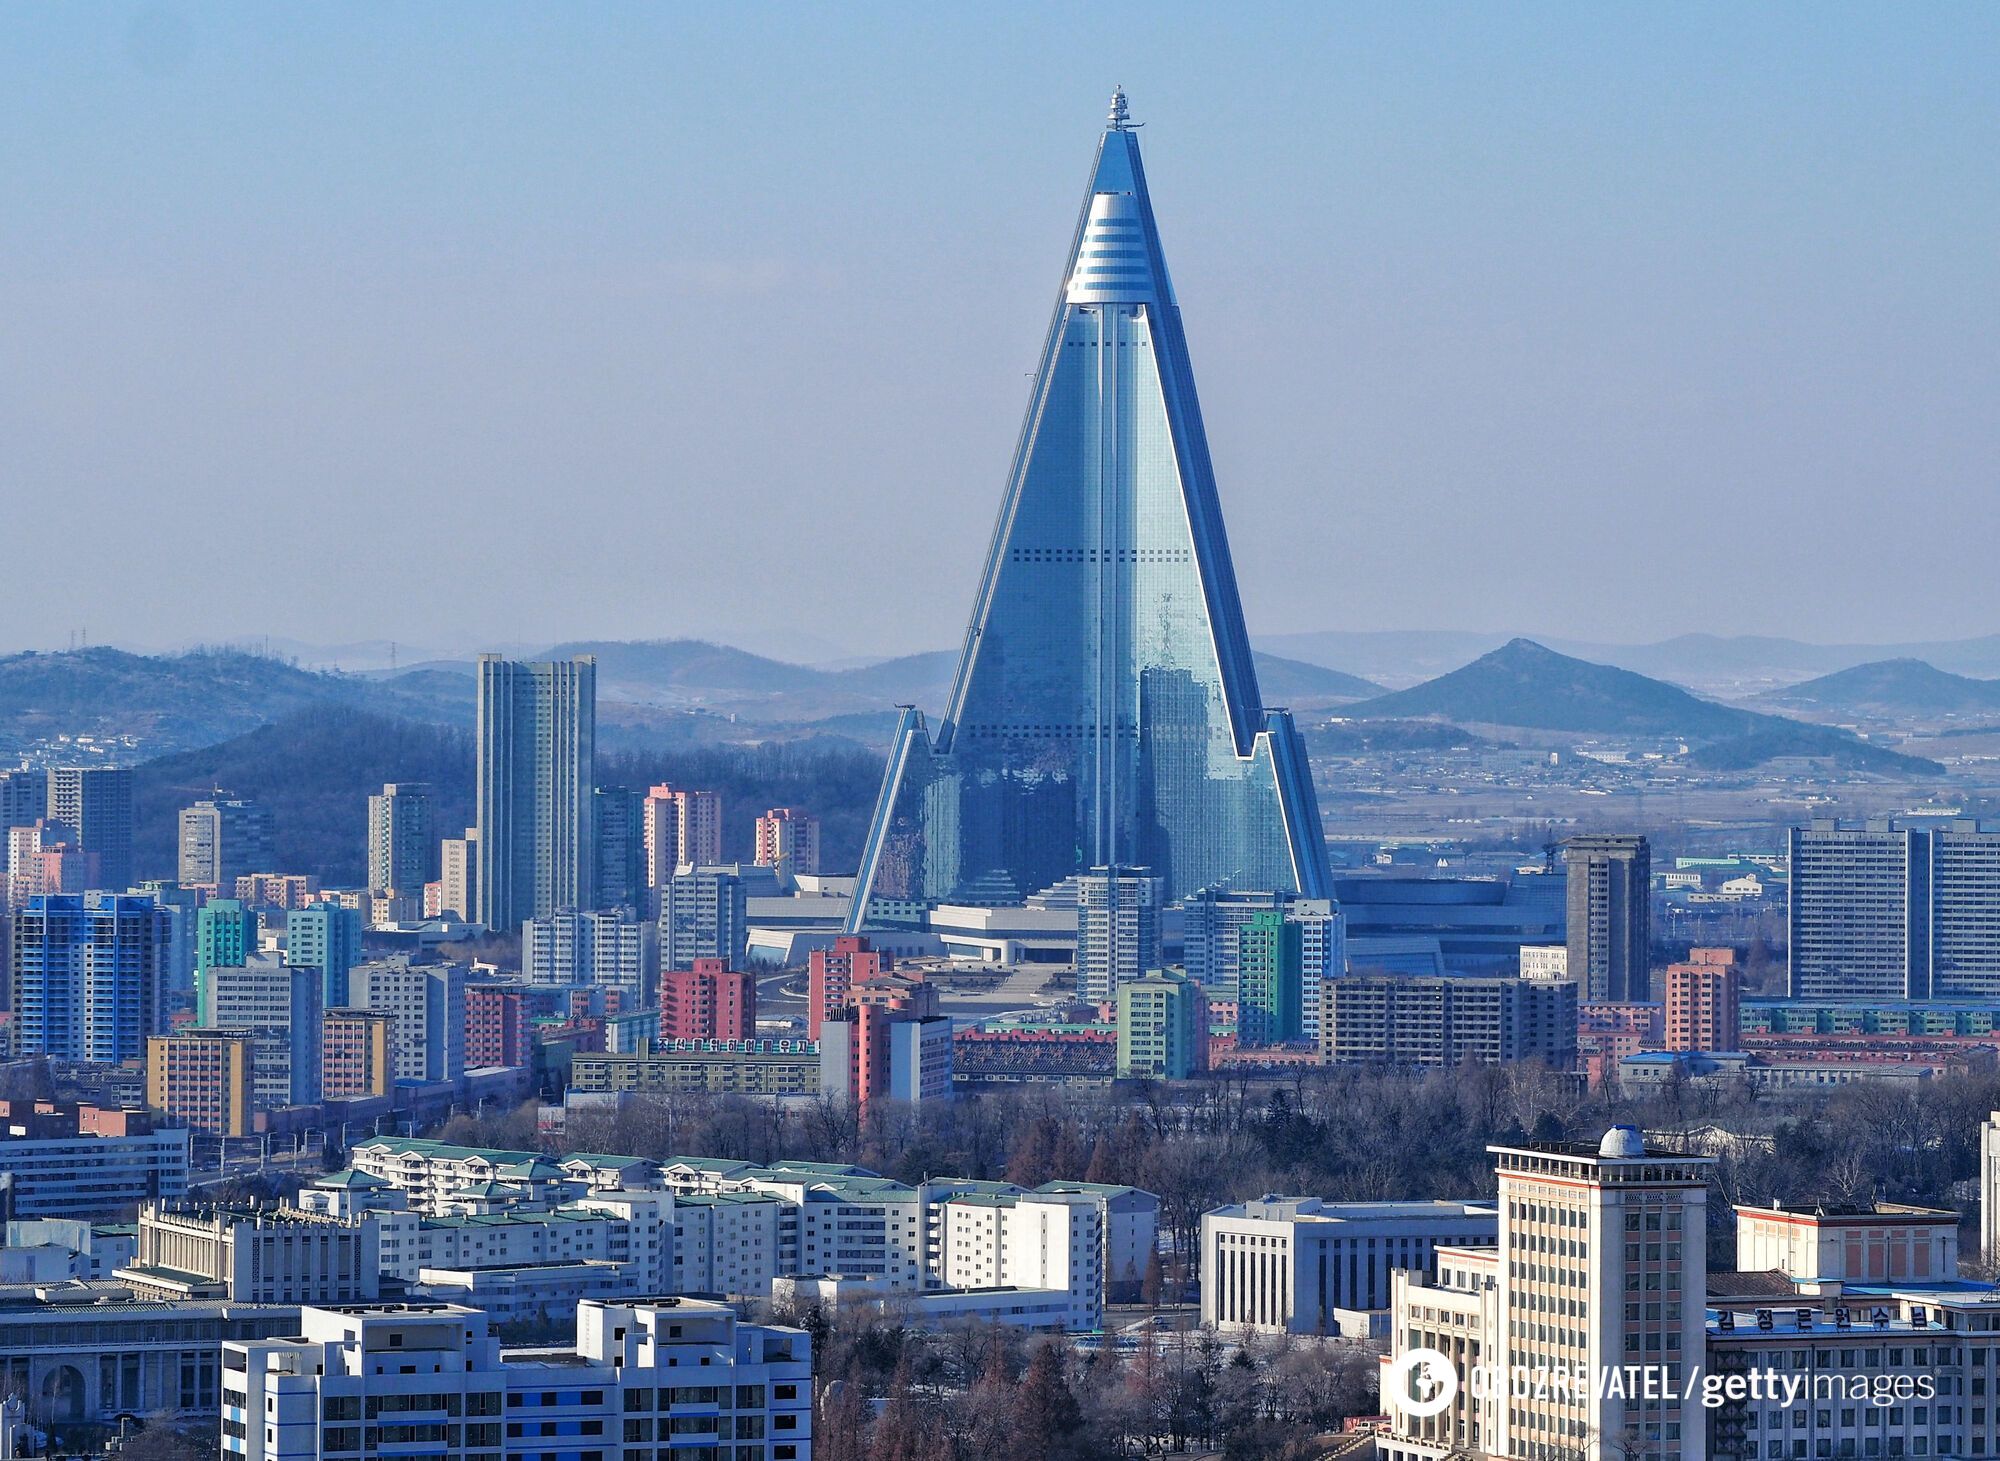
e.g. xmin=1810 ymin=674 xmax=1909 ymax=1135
xmin=849 ymin=93 xmax=1330 ymax=927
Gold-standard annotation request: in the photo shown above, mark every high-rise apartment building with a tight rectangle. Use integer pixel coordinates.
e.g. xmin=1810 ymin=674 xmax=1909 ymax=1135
xmin=439 ymin=827 xmax=478 ymax=922
xmin=806 ymin=934 xmax=893 ymax=1039
xmin=1237 ymin=907 xmax=1304 ymax=1046
xmin=474 ymin=656 xmax=596 ymax=930
xmin=320 ymin=1010 xmax=394 ymax=1099
xmin=351 ymin=958 xmax=467 ymax=1083
xmin=753 ymin=807 xmax=820 ymax=880
xmin=12 ymin=892 xmax=170 ymax=1063
xmin=661 ymin=866 xmax=748 ymax=973
xmin=1289 ymin=898 xmax=1345 ymax=1044
xmin=1320 ymin=973 xmax=1578 ymax=1068
xmin=177 ymin=797 xmax=274 ymax=890
xmin=205 ymin=957 xmax=325 ymax=1107
xmin=46 ymin=767 xmax=134 ymax=892
xmin=522 ymin=908 xmax=647 ymax=996
xmin=1564 ymin=834 xmax=1652 ymax=1001
xmin=1116 ymin=970 xmax=1207 ymax=1079
xmin=642 ymin=784 xmax=724 ymax=886
xmin=463 ymin=984 xmax=531 ymax=1069
xmin=1181 ymin=887 xmax=1286 ymax=992
xmin=286 ymin=903 xmax=363 ymax=1006
xmin=1076 ymin=865 xmax=1163 ymax=1005
xmin=0 ymin=768 xmax=47 ymax=834
xmin=1663 ymin=946 xmax=1740 ymax=1052
xmin=660 ymin=957 xmax=756 ymax=1041
xmin=5 ymin=820 xmax=96 ymax=909
xmin=145 ymin=1030 xmax=255 ymax=1137
xmin=365 ymin=782 xmax=431 ymax=896
xmin=847 ymin=93 xmax=1329 ymax=927
xmin=819 ymin=1005 xmax=953 ymax=1108
xmin=1378 ymin=1128 xmax=1711 ymax=1461
xmin=592 ymin=784 xmax=645 ymax=911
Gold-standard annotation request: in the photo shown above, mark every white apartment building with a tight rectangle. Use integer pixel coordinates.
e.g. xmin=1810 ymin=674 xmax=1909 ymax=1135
xmin=344 ymin=1136 xmax=652 ymax=1214
xmin=930 ymin=1190 xmax=1104 ymax=1330
xmin=672 ymin=1191 xmax=785 ymax=1298
xmin=350 ymin=959 xmax=467 ymax=1083
xmin=523 ymin=908 xmax=648 ymax=996
xmin=1202 ymin=1196 xmax=1499 ymax=1335
xmin=221 ymin=1298 xmax=812 ymax=1461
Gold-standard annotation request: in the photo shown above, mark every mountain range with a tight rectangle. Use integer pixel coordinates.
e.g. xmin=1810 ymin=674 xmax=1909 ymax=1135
xmin=1341 ymin=639 xmax=1941 ymax=775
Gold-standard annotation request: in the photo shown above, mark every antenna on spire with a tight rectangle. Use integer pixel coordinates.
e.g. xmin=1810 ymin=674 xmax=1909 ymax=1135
xmin=1108 ymin=87 xmax=1138 ymax=130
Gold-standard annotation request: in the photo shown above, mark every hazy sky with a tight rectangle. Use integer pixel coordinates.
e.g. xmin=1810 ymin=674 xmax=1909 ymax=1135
xmin=4 ymin=4 xmax=1997 ymax=664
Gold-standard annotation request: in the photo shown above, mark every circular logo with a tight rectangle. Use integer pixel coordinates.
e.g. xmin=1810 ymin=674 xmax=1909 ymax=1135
xmin=1384 ymin=1347 xmax=1460 ymax=1418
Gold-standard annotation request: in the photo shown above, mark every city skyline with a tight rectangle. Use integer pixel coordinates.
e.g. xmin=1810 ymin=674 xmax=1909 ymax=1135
xmin=7 ymin=6 xmax=1999 ymax=659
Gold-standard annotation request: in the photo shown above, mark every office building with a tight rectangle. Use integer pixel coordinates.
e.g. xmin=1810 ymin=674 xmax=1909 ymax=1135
xmin=661 ymin=866 xmax=749 ymax=972
xmin=1663 ymin=946 xmax=1741 ymax=1052
xmin=1202 ymin=1197 xmax=1498 ymax=1334
xmin=659 ymin=957 xmax=755 ymax=1041
xmin=806 ymin=934 xmax=892 ymax=1038
xmin=146 ymin=1030 xmax=255 ymax=1137
xmin=522 ymin=907 xmax=647 ymax=995
xmin=352 ymin=958 xmax=467 ymax=1083
xmin=286 ymin=903 xmax=363 ymax=1005
xmin=439 ymin=827 xmax=478 ymax=922
xmin=819 ymin=1006 xmax=953 ymax=1108
xmin=474 ymin=655 xmax=596 ymax=930
xmin=754 ymin=806 xmax=820 ymax=880
xmin=643 ymin=783 xmax=724 ymax=885
xmin=1075 ymin=864 xmax=1162 ymax=1005
xmin=123 ymin=1200 xmax=381 ymax=1305
xmin=1378 ymin=1128 xmax=1711 ymax=1461
xmin=846 ymin=93 xmax=1329 ymax=927
xmin=0 ymin=1100 xmax=189 ymax=1219
xmin=365 ymin=782 xmax=431 ymax=897
xmin=1333 ymin=873 xmax=1565 ymax=975
xmin=220 ymin=1298 xmax=813 ymax=1461
xmin=206 ymin=957 xmax=325 ymax=1108
xmin=463 ymin=983 xmax=532 ymax=1069
xmin=178 ymin=796 xmax=274 ymax=890
xmin=320 ymin=1010 xmax=395 ymax=1100
xmin=592 ymin=784 xmax=645 ymax=911
xmin=1115 ymin=969 xmax=1207 ymax=1079
xmin=1320 ymin=972 xmax=1577 ymax=1068
xmin=1564 ymin=834 xmax=1652 ymax=1001
xmin=46 ymin=766 xmax=133 ymax=892
xmin=11 ymin=892 xmax=170 ymax=1063
xmin=1237 ymin=906 xmax=1304 ymax=1045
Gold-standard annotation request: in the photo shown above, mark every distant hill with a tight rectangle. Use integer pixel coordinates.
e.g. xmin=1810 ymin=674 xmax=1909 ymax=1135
xmin=1344 ymin=639 xmax=1941 ymax=774
xmin=0 ymin=646 xmax=470 ymax=759
xmin=1756 ymin=659 xmax=2000 ymax=718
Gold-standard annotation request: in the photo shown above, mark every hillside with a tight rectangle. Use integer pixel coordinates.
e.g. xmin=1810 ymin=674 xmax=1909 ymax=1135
xmin=1345 ymin=639 xmax=1941 ymax=774
xmin=1756 ymin=659 xmax=2000 ymax=718
xmin=0 ymin=646 xmax=470 ymax=759
xmin=131 ymin=705 xmax=887 ymax=886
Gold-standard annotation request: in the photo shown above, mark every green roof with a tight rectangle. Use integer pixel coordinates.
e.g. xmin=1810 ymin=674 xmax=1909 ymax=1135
xmin=315 ymin=1169 xmax=390 ymax=1189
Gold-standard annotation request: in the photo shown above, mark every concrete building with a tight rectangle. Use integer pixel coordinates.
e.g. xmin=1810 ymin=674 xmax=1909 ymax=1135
xmin=1663 ymin=946 xmax=1741 ymax=1052
xmin=1289 ymin=898 xmax=1344 ymax=1044
xmin=475 ymin=655 xmax=596 ymax=931
xmin=220 ymin=1298 xmax=812 ymax=1461
xmin=146 ymin=1029 xmax=255 ymax=1137
xmin=929 ymin=1188 xmax=1105 ymax=1330
xmin=1201 ymin=1196 xmax=1498 ymax=1334
xmin=5 ymin=818 xmax=95 ymax=910
xmin=178 ymin=797 xmax=274 ymax=891
xmin=1116 ymin=969 xmax=1207 ymax=1079
xmin=366 ymin=782 xmax=431 ymax=898
xmin=523 ymin=907 xmax=646 ymax=996
xmin=672 ymin=1190 xmax=785 ymax=1296
xmin=1564 ymin=834 xmax=1652 ymax=1001
xmin=1181 ymin=887 xmax=1285 ymax=992
xmin=661 ymin=866 xmax=751 ymax=972
xmin=819 ymin=1008 xmax=953 ymax=1107
xmin=438 ymin=828 xmax=478 ymax=923
xmin=321 ymin=1010 xmax=394 ymax=1099
xmin=754 ymin=807 xmax=820 ymax=881
xmin=11 ymin=891 xmax=170 ymax=1063
xmin=352 ymin=958 xmax=467 ymax=1082
xmin=806 ymin=934 xmax=893 ymax=1038
xmin=0 ymin=1100 xmax=189 ymax=1219
xmin=46 ymin=765 xmax=133 ymax=892
xmin=1333 ymin=873 xmax=1566 ymax=976
xmin=568 ymin=1042 xmax=821 ymax=1098
xmin=643 ymin=783 xmax=724 ymax=887
xmin=207 ymin=957 xmax=325 ymax=1108
xmin=659 ymin=957 xmax=755 ymax=1041
xmin=1076 ymin=865 xmax=1162 ymax=1005
xmin=1519 ymin=944 xmax=1569 ymax=981
xmin=1320 ymin=972 xmax=1578 ymax=1068
xmin=121 ymin=1200 xmax=382 ymax=1304
xmin=592 ymin=784 xmax=645 ymax=912
xmin=1237 ymin=906 xmax=1304 ymax=1046
xmin=463 ymin=983 xmax=532 ymax=1069
xmin=196 ymin=898 xmax=258 ymax=1002
xmin=0 ymin=767 xmax=47 ymax=834
xmin=286 ymin=903 xmax=363 ymax=1005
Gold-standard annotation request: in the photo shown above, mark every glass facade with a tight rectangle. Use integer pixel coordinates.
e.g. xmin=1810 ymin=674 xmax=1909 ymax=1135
xmin=850 ymin=106 xmax=1329 ymax=926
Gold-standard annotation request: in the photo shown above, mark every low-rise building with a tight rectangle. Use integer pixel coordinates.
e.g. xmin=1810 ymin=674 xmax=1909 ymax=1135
xmin=569 ymin=1040 xmax=821 ymax=1097
xmin=118 ymin=1201 xmax=382 ymax=1304
xmin=0 ymin=1100 xmax=189 ymax=1220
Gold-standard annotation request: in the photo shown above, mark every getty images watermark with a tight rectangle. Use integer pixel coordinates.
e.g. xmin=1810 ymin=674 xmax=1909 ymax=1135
xmin=1385 ymin=1350 xmax=1936 ymax=1419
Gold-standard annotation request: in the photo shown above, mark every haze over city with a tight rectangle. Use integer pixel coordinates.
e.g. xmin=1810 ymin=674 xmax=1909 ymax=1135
xmin=7 ymin=3 xmax=1999 ymax=661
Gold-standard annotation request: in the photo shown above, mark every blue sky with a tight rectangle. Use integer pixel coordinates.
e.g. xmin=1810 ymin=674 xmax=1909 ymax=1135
xmin=3 ymin=4 xmax=1995 ymax=662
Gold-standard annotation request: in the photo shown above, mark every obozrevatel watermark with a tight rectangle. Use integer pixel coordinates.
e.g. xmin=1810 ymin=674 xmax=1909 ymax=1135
xmin=1384 ymin=1350 xmax=1936 ymax=1418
